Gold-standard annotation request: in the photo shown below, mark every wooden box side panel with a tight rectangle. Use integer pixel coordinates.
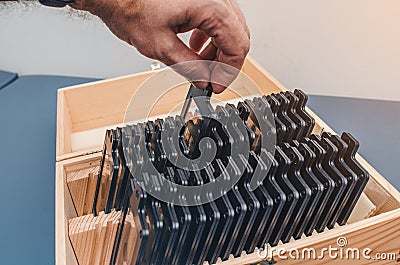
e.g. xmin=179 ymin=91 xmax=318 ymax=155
xmin=56 ymin=164 xmax=78 ymax=265
xmin=56 ymin=71 xmax=156 ymax=158
xmin=56 ymin=153 xmax=102 ymax=265
xmin=57 ymin=90 xmax=73 ymax=158
xmin=242 ymin=57 xmax=288 ymax=95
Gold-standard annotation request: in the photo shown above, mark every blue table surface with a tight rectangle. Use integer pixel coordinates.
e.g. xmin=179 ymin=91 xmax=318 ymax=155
xmin=0 ymin=75 xmax=98 ymax=265
xmin=0 ymin=70 xmax=18 ymax=90
xmin=0 ymin=75 xmax=399 ymax=264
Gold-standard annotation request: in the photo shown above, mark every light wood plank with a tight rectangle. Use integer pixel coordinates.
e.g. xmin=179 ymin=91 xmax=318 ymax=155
xmin=69 ymin=211 xmax=122 ymax=265
xmin=57 ymin=90 xmax=73 ymax=158
xmin=56 ymin=164 xmax=78 ymax=265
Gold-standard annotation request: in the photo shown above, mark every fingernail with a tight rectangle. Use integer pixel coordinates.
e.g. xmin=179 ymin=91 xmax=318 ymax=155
xmin=211 ymin=83 xmax=227 ymax=94
xmin=211 ymin=63 xmax=240 ymax=92
xmin=193 ymin=81 xmax=209 ymax=90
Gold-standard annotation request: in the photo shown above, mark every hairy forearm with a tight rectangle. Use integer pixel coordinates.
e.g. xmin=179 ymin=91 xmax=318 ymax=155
xmin=0 ymin=0 xmax=108 ymax=12
xmin=0 ymin=0 xmax=35 ymax=10
xmin=0 ymin=0 xmax=35 ymax=3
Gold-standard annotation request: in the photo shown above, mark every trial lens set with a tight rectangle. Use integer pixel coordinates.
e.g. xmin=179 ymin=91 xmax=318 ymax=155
xmin=76 ymin=88 xmax=369 ymax=265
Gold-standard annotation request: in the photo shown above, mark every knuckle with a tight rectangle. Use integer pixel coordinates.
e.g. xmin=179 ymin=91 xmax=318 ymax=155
xmin=155 ymin=42 xmax=174 ymax=61
xmin=136 ymin=44 xmax=156 ymax=59
xmin=150 ymin=41 xmax=178 ymax=65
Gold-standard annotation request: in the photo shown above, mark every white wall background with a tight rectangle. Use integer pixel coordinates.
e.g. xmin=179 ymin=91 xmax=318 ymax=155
xmin=0 ymin=0 xmax=399 ymax=101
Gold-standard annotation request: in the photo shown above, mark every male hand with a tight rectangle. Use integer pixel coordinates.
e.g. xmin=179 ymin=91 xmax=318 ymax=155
xmin=70 ymin=0 xmax=250 ymax=93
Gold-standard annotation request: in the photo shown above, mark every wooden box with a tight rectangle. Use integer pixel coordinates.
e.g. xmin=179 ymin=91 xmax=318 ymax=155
xmin=56 ymin=57 xmax=400 ymax=265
